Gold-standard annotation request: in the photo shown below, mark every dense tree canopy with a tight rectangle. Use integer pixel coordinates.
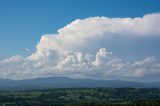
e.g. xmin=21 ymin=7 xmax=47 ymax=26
xmin=0 ymin=88 xmax=160 ymax=106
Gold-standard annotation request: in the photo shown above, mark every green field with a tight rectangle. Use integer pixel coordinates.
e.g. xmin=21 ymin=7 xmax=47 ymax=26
xmin=0 ymin=88 xmax=160 ymax=106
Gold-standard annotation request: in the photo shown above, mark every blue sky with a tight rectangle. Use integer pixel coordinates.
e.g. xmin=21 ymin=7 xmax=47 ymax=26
xmin=0 ymin=0 xmax=160 ymax=59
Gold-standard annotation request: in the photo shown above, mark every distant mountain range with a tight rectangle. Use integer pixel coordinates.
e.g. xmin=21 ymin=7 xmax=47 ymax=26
xmin=0 ymin=77 xmax=160 ymax=90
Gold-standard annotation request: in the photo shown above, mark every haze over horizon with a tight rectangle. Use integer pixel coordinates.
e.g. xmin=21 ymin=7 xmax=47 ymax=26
xmin=0 ymin=0 xmax=160 ymax=82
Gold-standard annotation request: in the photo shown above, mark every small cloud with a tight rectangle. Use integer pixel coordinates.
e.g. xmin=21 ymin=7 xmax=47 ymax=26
xmin=25 ymin=48 xmax=30 ymax=53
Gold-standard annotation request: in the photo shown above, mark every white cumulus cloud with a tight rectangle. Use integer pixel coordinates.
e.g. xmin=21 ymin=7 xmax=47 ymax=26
xmin=0 ymin=13 xmax=160 ymax=81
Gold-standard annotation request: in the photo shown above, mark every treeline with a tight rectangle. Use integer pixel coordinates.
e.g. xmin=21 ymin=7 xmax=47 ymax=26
xmin=1 ymin=100 xmax=160 ymax=106
xmin=0 ymin=88 xmax=160 ymax=106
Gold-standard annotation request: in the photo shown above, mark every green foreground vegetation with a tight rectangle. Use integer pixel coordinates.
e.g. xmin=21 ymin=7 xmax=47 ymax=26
xmin=0 ymin=88 xmax=160 ymax=106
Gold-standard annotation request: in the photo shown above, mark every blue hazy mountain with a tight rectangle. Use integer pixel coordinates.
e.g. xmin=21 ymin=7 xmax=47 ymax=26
xmin=0 ymin=77 xmax=160 ymax=90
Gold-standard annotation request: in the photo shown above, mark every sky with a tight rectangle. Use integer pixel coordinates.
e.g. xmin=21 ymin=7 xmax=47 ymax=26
xmin=0 ymin=0 xmax=160 ymax=81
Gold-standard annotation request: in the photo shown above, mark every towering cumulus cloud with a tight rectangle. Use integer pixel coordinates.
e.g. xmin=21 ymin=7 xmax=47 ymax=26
xmin=0 ymin=13 xmax=160 ymax=81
